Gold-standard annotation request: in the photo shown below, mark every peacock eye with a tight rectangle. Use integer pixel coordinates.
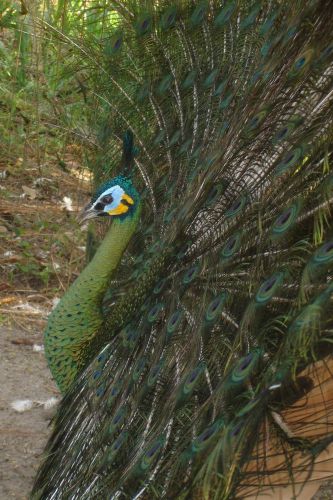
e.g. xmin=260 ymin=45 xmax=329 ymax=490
xmin=102 ymin=194 xmax=113 ymax=204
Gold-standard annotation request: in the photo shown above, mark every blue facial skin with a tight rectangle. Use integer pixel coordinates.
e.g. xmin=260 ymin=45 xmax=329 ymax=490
xmin=93 ymin=185 xmax=126 ymax=213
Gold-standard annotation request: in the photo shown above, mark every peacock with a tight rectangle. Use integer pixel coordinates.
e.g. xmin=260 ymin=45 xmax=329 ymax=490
xmin=32 ymin=1 xmax=333 ymax=498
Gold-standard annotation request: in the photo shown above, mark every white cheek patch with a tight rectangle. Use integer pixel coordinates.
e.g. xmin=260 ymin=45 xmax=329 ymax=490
xmin=93 ymin=185 xmax=125 ymax=212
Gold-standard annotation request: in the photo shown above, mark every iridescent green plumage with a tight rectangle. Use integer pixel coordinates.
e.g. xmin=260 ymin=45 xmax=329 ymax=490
xmin=44 ymin=191 xmax=141 ymax=391
xmin=33 ymin=1 xmax=333 ymax=499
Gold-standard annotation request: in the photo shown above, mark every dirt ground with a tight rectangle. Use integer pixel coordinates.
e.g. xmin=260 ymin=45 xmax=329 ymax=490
xmin=1 ymin=325 xmax=333 ymax=500
xmin=0 ymin=325 xmax=59 ymax=500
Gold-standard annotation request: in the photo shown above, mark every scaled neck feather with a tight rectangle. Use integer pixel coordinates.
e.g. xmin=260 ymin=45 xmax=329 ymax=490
xmin=44 ymin=205 xmax=141 ymax=393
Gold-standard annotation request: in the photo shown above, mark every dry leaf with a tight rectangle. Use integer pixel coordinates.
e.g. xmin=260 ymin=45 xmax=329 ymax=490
xmin=11 ymin=338 xmax=34 ymax=346
xmin=0 ymin=296 xmax=17 ymax=306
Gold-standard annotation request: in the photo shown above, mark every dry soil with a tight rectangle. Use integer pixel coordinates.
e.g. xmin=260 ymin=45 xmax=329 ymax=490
xmin=0 ymin=326 xmax=59 ymax=500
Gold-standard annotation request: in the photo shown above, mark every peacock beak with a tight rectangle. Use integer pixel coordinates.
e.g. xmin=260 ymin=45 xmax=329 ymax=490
xmin=77 ymin=203 xmax=101 ymax=224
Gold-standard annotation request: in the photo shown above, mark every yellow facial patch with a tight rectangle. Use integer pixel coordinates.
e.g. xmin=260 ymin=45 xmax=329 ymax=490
xmin=122 ymin=193 xmax=134 ymax=205
xmin=107 ymin=204 xmax=129 ymax=216
xmin=107 ymin=193 xmax=134 ymax=216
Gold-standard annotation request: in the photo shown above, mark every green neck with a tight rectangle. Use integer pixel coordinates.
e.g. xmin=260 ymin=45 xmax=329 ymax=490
xmin=44 ymin=208 xmax=140 ymax=393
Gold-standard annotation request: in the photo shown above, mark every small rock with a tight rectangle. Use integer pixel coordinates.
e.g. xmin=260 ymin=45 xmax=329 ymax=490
xmin=32 ymin=344 xmax=44 ymax=353
xmin=22 ymin=185 xmax=37 ymax=199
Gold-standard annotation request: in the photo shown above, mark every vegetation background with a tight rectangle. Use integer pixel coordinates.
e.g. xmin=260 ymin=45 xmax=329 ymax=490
xmin=0 ymin=1 xmax=332 ymax=498
xmin=0 ymin=2 xmax=89 ymax=497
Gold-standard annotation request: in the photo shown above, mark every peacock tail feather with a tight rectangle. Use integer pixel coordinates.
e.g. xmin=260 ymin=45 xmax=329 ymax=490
xmin=33 ymin=1 xmax=333 ymax=498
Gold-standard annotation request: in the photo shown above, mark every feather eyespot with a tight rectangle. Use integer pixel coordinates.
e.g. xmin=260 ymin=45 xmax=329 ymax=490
xmin=104 ymin=33 xmax=123 ymax=56
xmin=147 ymin=303 xmax=164 ymax=322
xmin=230 ymin=421 xmax=243 ymax=437
xmin=114 ymin=38 xmax=121 ymax=49
xmin=222 ymin=233 xmax=240 ymax=256
xmin=147 ymin=360 xmax=164 ymax=387
xmin=225 ymin=236 xmax=237 ymax=251
xmin=132 ymin=357 xmax=147 ymax=382
xmin=153 ymin=279 xmax=166 ymax=294
xmin=312 ymin=240 xmax=333 ymax=264
xmin=255 ymin=272 xmax=284 ymax=304
xmin=320 ymin=44 xmax=333 ymax=61
xmin=240 ymin=4 xmax=261 ymax=30
xmin=96 ymin=384 xmax=105 ymax=397
xmin=324 ymin=242 xmax=333 ymax=253
xmin=288 ymin=49 xmax=314 ymax=78
xmin=182 ymin=362 xmax=205 ymax=395
xmin=93 ymin=370 xmax=102 ymax=380
xmin=182 ymin=264 xmax=200 ymax=284
xmin=140 ymin=436 xmax=166 ymax=470
xmin=295 ymin=56 xmax=306 ymax=69
xmin=275 ymin=127 xmax=288 ymax=140
xmin=274 ymin=147 xmax=302 ymax=176
xmin=259 ymin=10 xmax=279 ymax=36
xmin=204 ymin=69 xmax=219 ymax=88
xmin=190 ymin=3 xmax=208 ymax=26
xmin=182 ymin=69 xmax=197 ymax=89
xmin=199 ymin=426 xmax=216 ymax=442
xmin=214 ymin=3 xmax=236 ymax=27
xmin=225 ymin=195 xmax=247 ymax=218
xmin=167 ymin=14 xmax=175 ymax=24
xmin=161 ymin=7 xmax=177 ymax=29
xmin=271 ymin=201 xmax=301 ymax=237
xmin=279 ymin=209 xmax=292 ymax=224
xmin=135 ymin=14 xmax=152 ymax=36
xmin=205 ymin=293 xmax=227 ymax=322
xmin=166 ymin=310 xmax=183 ymax=338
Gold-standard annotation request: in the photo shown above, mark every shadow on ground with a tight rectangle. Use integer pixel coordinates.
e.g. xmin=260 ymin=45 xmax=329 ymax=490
xmin=0 ymin=326 xmax=59 ymax=500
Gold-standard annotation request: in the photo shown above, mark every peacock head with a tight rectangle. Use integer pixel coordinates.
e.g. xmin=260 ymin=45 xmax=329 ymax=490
xmin=80 ymin=175 xmax=140 ymax=223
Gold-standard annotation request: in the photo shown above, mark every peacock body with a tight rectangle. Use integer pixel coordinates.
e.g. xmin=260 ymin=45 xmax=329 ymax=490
xmin=33 ymin=1 xmax=333 ymax=498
